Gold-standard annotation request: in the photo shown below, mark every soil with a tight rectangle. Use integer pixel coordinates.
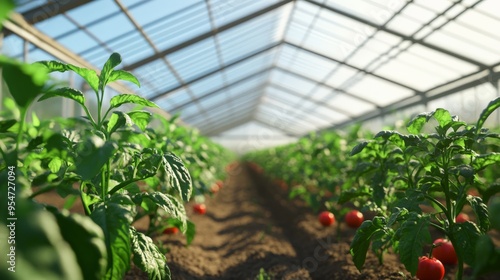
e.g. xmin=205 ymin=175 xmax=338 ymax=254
xmin=150 ymin=165 xmax=500 ymax=280
xmin=35 ymin=165 xmax=500 ymax=280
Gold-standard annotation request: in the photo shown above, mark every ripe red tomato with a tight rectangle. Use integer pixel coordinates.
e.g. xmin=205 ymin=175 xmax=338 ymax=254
xmin=162 ymin=227 xmax=179 ymax=235
xmin=456 ymin=213 xmax=469 ymax=223
xmin=416 ymin=256 xmax=445 ymax=280
xmin=216 ymin=180 xmax=224 ymax=189
xmin=318 ymin=211 xmax=335 ymax=227
xmin=345 ymin=210 xmax=364 ymax=228
xmin=193 ymin=203 xmax=206 ymax=215
xmin=432 ymin=238 xmax=457 ymax=265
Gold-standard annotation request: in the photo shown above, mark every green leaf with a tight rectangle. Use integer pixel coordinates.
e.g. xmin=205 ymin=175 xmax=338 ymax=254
xmin=31 ymin=111 xmax=40 ymax=127
xmin=48 ymin=157 xmax=63 ymax=173
xmin=1 ymin=57 xmax=49 ymax=109
xmin=36 ymin=60 xmax=99 ymax=93
xmin=48 ymin=208 xmax=108 ymax=280
xmin=107 ymin=111 xmax=133 ymax=134
xmin=128 ymin=110 xmax=152 ymax=131
xmin=451 ymin=221 xmax=481 ymax=266
xmin=0 ymin=197 xmax=83 ymax=280
xmin=163 ymin=152 xmax=193 ymax=201
xmin=407 ymin=113 xmax=427 ymax=134
xmin=0 ymin=119 xmax=16 ymax=132
xmin=90 ymin=194 xmax=135 ymax=280
xmin=76 ymin=140 xmax=117 ymax=181
xmin=108 ymin=70 xmax=141 ymax=87
xmin=110 ymin=94 xmax=158 ymax=109
xmin=140 ymin=192 xmax=188 ymax=231
xmin=0 ymin=0 xmax=14 ymax=29
xmin=433 ymin=108 xmax=452 ymax=128
xmin=100 ymin=53 xmax=122 ymax=88
xmin=466 ymin=195 xmax=489 ymax=232
xmin=350 ymin=216 xmax=386 ymax=271
xmin=473 ymin=153 xmax=500 ymax=171
xmin=350 ymin=141 xmax=370 ymax=156
xmin=476 ymin=97 xmax=500 ymax=133
xmin=39 ymin=87 xmax=86 ymax=106
xmin=130 ymin=228 xmax=170 ymax=280
xmin=481 ymin=182 xmax=500 ymax=204
xmin=185 ymin=220 xmax=196 ymax=246
xmin=396 ymin=214 xmax=431 ymax=276
xmin=472 ymin=235 xmax=500 ymax=278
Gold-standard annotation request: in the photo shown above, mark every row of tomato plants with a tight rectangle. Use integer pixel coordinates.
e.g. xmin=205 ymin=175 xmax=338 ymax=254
xmin=0 ymin=47 xmax=233 ymax=279
xmin=244 ymin=98 xmax=500 ymax=280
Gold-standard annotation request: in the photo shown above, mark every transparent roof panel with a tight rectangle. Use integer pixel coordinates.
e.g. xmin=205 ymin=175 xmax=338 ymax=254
xmin=9 ymin=0 xmax=500 ymax=148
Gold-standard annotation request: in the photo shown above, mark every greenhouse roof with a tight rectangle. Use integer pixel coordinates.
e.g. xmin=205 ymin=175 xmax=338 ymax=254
xmin=4 ymin=0 xmax=500 ymax=151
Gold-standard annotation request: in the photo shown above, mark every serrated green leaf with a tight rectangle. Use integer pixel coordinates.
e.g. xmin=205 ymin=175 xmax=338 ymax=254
xmin=396 ymin=214 xmax=431 ymax=276
xmin=110 ymin=94 xmax=158 ymax=109
xmin=39 ymin=87 xmax=86 ymax=106
xmin=163 ymin=153 xmax=193 ymax=201
xmin=31 ymin=111 xmax=40 ymax=127
xmin=48 ymin=157 xmax=62 ymax=173
xmin=0 ymin=119 xmax=16 ymax=132
xmin=476 ymin=97 xmax=500 ymax=133
xmin=48 ymin=208 xmax=108 ymax=280
xmin=451 ymin=221 xmax=481 ymax=266
xmin=185 ymin=220 xmax=196 ymax=246
xmin=130 ymin=228 xmax=170 ymax=280
xmin=100 ymin=53 xmax=122 ymax=88
xmin=350 ymin=217 xmax=386 ymax=271
xmin=466 ymin=195 xmax=489 ymax=232
xmin=407 ymin=113 xmax=427 ymax=134
xmin=90 ymin=194 xmax=135 ymax=280
xmin=107 ymin=111 xmax=133 ymax=134
xmin=473 ymin=153 xmax=500 ymax=171
xmin=433 ymin=108 xmax=452 ymax=127
xmin=36 ymin=60 xmax=99 ymax=93
xmin=128 ymin=111 xmax=152 ymax=131
xmin=108 ymin=70 xmax=141 ymax=87
xmin=141 ymin=192 xmax=187 ymax=231
xmin=387 ymin=207 xmax=409 ymax=227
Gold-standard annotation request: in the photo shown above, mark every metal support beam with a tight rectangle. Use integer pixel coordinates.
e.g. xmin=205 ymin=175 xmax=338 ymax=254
xmin=187 ymin=97 xmax=260 ymax=125
xmin=148 ymin=41 xmax=281 ymax=100
xmin=181 ymin=85 xmax=265 ymax=121
xmin=14 ymin=0 xmax=91 ymax=25
xmin=316 ymin=67 xmax=500 ymax=134
xmin=303 ymin=0 xmax=487 ymax=69
xmin=204 ymin=116 xmax=253 ymax=136
xmin=253 ymin=112 xmax=303 ymax=136
xmin=168 ymin=67 xmax=272 ymax=112
xmin=123 ymin=0 xmax=294 ymax=71
xmin=3 ymin=12 xmax=177 ymax=123
xmin=284 ymin=41 xmax=421 ymax=93
xmin=268 ymin=82 xmax=353 ymax=117
xmin=274 ymin=66 xmax=379 ymax=107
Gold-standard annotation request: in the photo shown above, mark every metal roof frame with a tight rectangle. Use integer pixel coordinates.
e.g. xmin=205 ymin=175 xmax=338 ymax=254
xmin=6 ymin=0 xmax=500 ymax=144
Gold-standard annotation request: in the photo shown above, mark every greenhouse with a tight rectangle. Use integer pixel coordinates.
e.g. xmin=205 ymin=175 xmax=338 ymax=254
xmin=1 ymin=0 xmax=500 ymax=279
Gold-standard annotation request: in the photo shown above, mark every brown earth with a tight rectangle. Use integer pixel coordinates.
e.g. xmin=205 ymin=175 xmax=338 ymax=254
xmin=35 ymin=166 xmax=500 ymax=280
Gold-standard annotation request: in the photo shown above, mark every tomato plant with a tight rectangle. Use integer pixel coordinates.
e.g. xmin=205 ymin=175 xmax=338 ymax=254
xmin=350 ymin=98 xmax=500 ymax=279
xmin=345 ymin=210 xmax=364 ymax=229
xmin=416 ymin=256 xmax=445 ymax=280
xmin=163 ymin=227 xmax=179 ymax=235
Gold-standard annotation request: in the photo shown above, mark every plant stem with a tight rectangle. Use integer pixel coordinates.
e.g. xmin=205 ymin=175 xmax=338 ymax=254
xmin=15 ymin=108 xmax=28 ymax=155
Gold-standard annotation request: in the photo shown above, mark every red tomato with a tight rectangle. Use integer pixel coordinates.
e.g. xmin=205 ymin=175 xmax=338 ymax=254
xmin=345 ymin=210 xmax=364 ymax=228
xmin=274 ymin=179 xmax=288 ymax=191
xmin=467 ymin=188 xmax=480 ymax=197
xmin=216 ymin=180 xmax=224 ymax=189
xmin=162 ymin=227 xmax=178 ymax=235
xmin=318 ymin=211 xmax=335 ymax=227
xmin=416 ymin=256 xmax=445 ymax=280
xmin=456 ymin=213 xmax=469 ymax=223
xmin=432 ymin=238 xmax=457 ymax=265
xmin=193 ymin=203 xmax=206 ymax=215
